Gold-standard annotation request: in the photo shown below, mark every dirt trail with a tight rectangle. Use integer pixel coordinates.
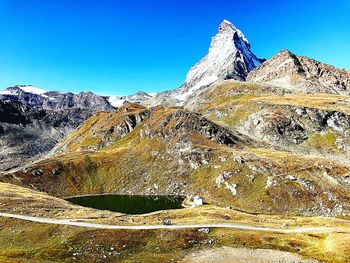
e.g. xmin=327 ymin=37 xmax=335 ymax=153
xmin=0 ymin=212 xmax=341 ymax=233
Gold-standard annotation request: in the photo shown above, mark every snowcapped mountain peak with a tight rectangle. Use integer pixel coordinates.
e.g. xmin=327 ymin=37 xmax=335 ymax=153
xmin=108 ymin=91 xmax=154 ymax=107
xmin=220 ymin=19 xmax=232 ymax=25
xmin=172 ymin=19 xmax=262 ymax=101
xmin=218 ymin=19 xmax=249 ymax=44
xmin=218 ymin=19 xmax=234 ymax=32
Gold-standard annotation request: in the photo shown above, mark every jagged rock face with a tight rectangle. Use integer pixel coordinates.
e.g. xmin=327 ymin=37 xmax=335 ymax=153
xmin=153 ymin=110 xmax=242 ymax=147
xmin=0 ymin=100 xmax=96 ymax=171
xmin=45 ymin=91 xmax=113 ymax=110
xmin=0 ymin=85 xmax=113 ymax=110
xmin=173 ymin=20 xmax=261 ymax=101
xmin=247 ymin=50 xmax=350 ymax=94
xmin=242 ymin=105 xmax=350 ymax=146
xmin=0 ymin=100 xmax=30 ymax=125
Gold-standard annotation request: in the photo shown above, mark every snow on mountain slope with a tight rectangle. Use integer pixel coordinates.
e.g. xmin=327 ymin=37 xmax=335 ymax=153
xmin=17 ymin=85 xmax=47 ymax=95
xmin=0 ymin=85 xmax=47 ymax=96
xmin=108 ymin=91 xmax=155 ymax=107
xmin=0 ymin=89 xmax=16 ymax=96
xmin=174 ymin=75 xmax=218 ymax=101
xmin=0 ymin=85 xmax=47 ymax=95
xmin=108 ymin=96 xmax=125 ymax=107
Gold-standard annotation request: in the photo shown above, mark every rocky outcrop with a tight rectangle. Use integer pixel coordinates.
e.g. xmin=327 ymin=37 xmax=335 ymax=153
xmin=153 ymin=110 xmax=243 ymax=147
xmin=243 ymin=105 xmax=350 ymax=143
xmin=90 ymin=109 xmax=150 ymax=150
xmin=56 ymin=103 xmax=254 ymax=153
xmin=247 ymin=50 xmax=350 ymax=94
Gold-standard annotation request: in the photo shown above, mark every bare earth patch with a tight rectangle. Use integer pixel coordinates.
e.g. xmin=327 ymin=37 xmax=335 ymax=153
xmin=182 ymin=246 xmax=320 ymax=263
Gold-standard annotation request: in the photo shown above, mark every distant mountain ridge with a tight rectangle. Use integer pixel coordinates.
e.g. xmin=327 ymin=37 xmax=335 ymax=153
xmin=0 ymin=85 xmax=159 ymax=109
xmin=108 ymin=91 xmax=156 ymax=107
xmin=0 ymin=85 xmax=158 ymax=170
xmin=0 ymin=85 xmax=114 ymax=110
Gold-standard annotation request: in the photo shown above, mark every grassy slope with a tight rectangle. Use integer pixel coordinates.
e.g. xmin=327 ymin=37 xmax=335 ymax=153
xmin=0 ymin=182 xmax=350 ymax=262
xmin=189 ymin=81 xmax=350 ymax=161
xmin=3 ymin=103 xmax=350 ymax=216
xmin=0 ymin=82 xmax=350 ymax=261
xmin=1 ymin=82 xmax=350 ymax=261
xmin=2 ymin=217 xmax=350 ymax=263
xmin=193 ymin=81 xmax=350 ymax=123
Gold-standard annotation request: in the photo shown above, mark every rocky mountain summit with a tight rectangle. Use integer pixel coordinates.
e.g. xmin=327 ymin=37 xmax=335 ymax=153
xmin=247 ymin=49 xmax=350 ymax=94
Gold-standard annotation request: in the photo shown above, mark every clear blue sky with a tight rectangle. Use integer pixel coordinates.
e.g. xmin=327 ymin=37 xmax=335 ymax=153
xmin=0 ymin=0 xmax=349 ymax=95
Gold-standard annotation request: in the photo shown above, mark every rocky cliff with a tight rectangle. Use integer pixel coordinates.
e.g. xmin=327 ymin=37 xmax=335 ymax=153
xmin=0 ymin=100 xmax=96 ymax=171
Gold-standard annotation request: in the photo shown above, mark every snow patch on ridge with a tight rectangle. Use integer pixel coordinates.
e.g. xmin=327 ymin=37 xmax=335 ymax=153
xmin=0 ymin=89 xmax=17 ymax=95
xmin=276 ymin=58 xmax=294 ymax=69
xmin=221 ymin=19 xmax=249 ymax=44
xmin=108 ymin=96 xmax=125 ymax=107
xmin=0 ymin=85 xmax=47 ymax=96
xmin=175 ymin=75 xmax=218 ymax=101
xmin=18 ymin=86 xmax=47 ymax=95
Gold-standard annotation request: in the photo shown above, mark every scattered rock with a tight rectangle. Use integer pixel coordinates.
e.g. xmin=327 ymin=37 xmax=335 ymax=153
xmin=198 ymin=228 xmax=210 ymax=234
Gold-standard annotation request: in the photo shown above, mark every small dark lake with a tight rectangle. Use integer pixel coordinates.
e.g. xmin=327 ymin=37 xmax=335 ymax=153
xmin=66 ymin=194 xmax=185 ymax=214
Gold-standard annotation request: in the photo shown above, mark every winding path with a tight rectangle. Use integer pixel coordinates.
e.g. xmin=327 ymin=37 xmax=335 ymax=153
xmin=0 ymin=212 xmax=341 ymax=233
